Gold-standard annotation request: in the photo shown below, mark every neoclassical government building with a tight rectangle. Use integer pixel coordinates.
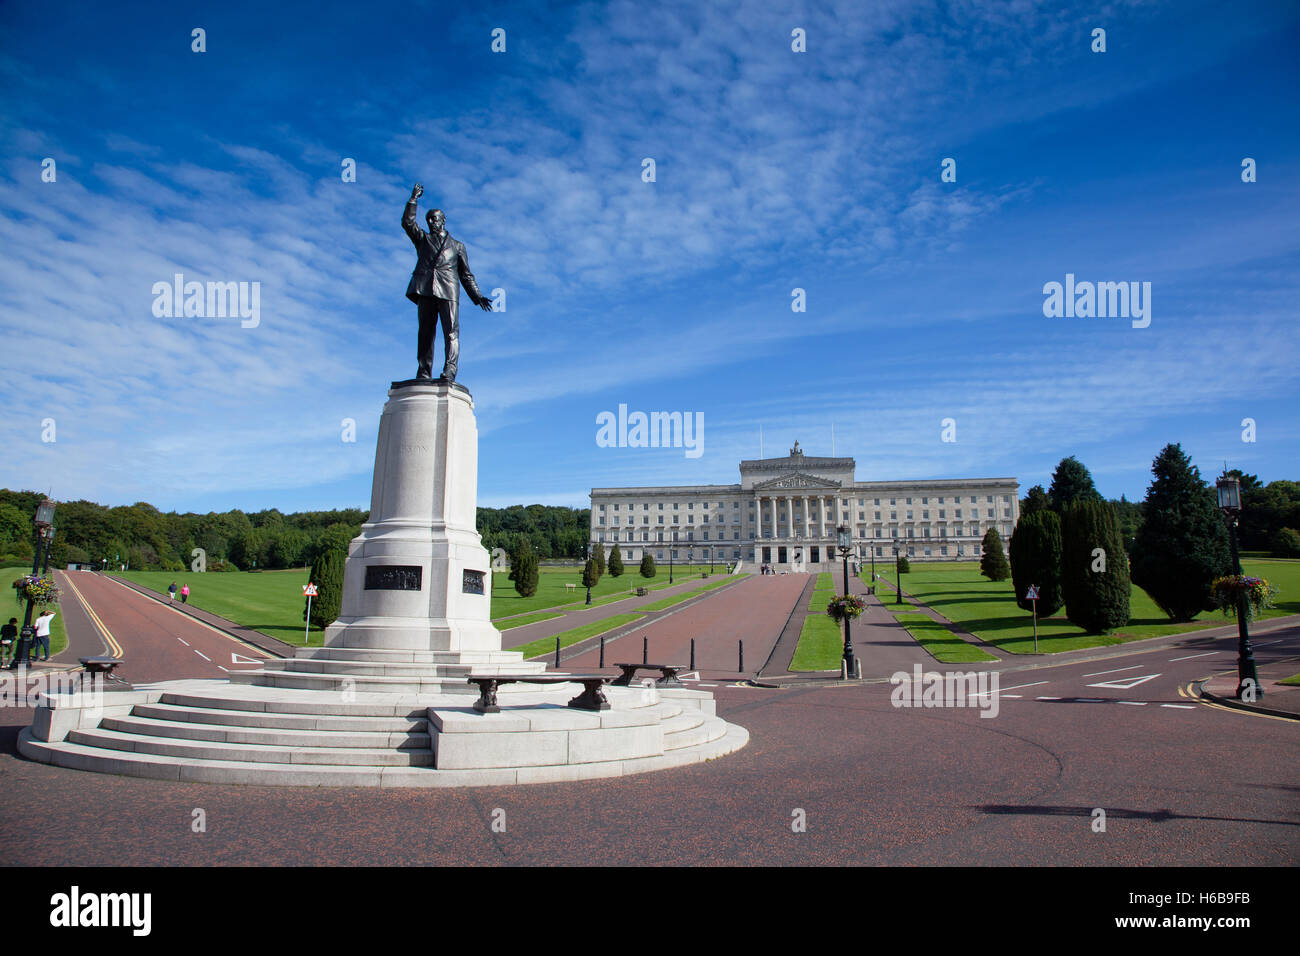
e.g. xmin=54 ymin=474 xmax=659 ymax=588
xmin=590 ymin=443 xmax=1019 ymax=572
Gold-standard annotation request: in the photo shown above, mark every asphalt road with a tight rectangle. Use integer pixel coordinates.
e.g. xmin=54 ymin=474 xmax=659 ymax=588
xmin=2 ymin=571 xmax=1294 ymax=866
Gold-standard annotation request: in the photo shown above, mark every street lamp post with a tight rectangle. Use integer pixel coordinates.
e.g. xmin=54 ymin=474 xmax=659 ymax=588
xmin=584 ymin=542 xmax=592 ymax=606
xmin=836 ymin=524 xmax=857 ymax=678
xmin=1217 ymin=475 xmax=1261 ymax=699
xmin=669 ymin=548 xmax=674 ymax=584
xmin=892 ymin=538 xmax=902 ymax=605
xmin=869 ymin=542 xmax=876 ymax=594
xmin=10 ymin=498 xmax=56 ymax=670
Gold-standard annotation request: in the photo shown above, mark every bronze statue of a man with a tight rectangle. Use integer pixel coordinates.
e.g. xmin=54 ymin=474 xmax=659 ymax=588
xmin=402 ymin=183 xmax=493 ymax=382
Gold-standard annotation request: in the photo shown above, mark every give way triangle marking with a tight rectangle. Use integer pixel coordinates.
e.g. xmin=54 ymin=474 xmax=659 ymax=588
xmin=1087 ymin=673 xmax=1160 ymax=690
xmin=231 ymin=652 xmax=263 ymax=665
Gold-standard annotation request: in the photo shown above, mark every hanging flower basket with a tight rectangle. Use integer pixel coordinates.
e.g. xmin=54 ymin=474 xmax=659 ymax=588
xmin=12 ymin=574 xmax=61 ymax=607
xmin=1210 ymin=575 xmax=1276 ymax=621
xmin=826 ymin=594 xmax=865 ymax=623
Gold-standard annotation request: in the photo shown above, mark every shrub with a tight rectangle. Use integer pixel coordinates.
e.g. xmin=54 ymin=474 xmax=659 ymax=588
xmin=304 ymin=548 xmax=346 ymax=630
xmin=980 ymin=528 xmax=1010 ymax=581
xmin=1010 ymin=510 xmax=1064 ymax=615
xmin=1061 ymin=499 xmax=1130 ymax=633
xmin=608 ymin=544 xmax=624 ymax=576
xmin=639 ymin=553 xmax=656 ymax=578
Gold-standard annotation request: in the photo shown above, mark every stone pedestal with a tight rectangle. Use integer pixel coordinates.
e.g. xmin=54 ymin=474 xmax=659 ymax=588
xmin=325 ymin=380 xmax=502 ymax=653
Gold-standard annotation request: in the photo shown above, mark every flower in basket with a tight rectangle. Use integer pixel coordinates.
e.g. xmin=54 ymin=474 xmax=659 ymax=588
xmin=1209 ymin=574 xmax=1276 ymax=622
xmin=11 ymin=574 xmax=61 ymax=607
xmin=826 ymin=594 xmax=866 ymax=623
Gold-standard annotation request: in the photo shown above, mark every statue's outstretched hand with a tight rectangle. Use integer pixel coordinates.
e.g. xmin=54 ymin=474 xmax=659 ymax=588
xmin=411 ymin=182 xmax=424 ymax=199
xmin=477 ymin=298 xmax=494 ymax=312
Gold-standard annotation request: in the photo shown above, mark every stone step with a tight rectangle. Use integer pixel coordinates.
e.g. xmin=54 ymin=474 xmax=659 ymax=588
xmin=662 ymin=714 xmax=729 ymax=751
xmin=159 ymin=690 xmax=431 ymax=719
xmin=67 ymin=727 xmax=434 ymax=767
xmin=296 ymin=647 xmax=539 ymax=666
xmin=228 ymin=670 xmax=481 ymax=695
xmin=658 ymin=711 xmax=707 ymax=737
xmin=264 ymin=659 xmax=475 ymax=677
xmin=103 ymin=714 xmax=430 ymax=750
xmin=19 ymin=720 xmax=750 ymax=787
xmin=137 ymin=701 xmax=428 ymax=732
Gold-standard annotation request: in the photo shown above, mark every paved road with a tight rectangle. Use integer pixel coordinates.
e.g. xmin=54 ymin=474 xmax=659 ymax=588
xmin=560 ymin=572 xmax=808 ymax=676
xmin=3 ymin=607 xmax=1294 ymax=865
xmin=54 ymin=571 xmax=271 ymax=684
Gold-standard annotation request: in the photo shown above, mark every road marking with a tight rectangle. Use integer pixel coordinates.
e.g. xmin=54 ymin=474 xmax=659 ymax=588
xmin=1036 ymin=696 xmax=1061 ymax=700
xmin=231 ymin=652 xmax=262 ymax=665
xmin=1088 ymin=673 xmax=1160 ymax=690
xmin=194 ymin=650 xmax=211 ymax=662
xmin=1169 ymin=651 xmax=1217 ymax=662
xmin=1075 ymin=698 xmax=1104 ymax=702
xmin=1161 ymin=704 xmax=1195 ymax=709
xmin=218 ymin=665 xmax=228 ymax=672
xmin=1117 ymin=701 xmax=1147 ymax=706
xmin=1253 ymin=639 xmax=1281 ymax=647
xmin=178 ymin=638 xmax=190 ymax=646
xmin=698 ymin=683 xmax=717 ymax=687
xmin=1083 ymin=664 xmax=1142 ymax=677
xmin=60 ymin=573 xmax=123 ymax=657
xmin=1001 ymin=694 xmax=1022 ymax=698
xmin=1000 ymin=681 xmax=1048 ymax=692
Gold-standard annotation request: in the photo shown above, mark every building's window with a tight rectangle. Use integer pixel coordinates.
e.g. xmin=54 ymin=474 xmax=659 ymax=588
xmin=956 ymin=508 xmax=962 ymax=518
xmin=939 ymin=510 xmax=946 ymax=519
xmin=642 ymin=532 xmax=649 ymax=541
xmin=906 ymin=511 xmax=913 ymax=520
xmin=987 ymin=495 xmax=994 ymax=503
xmin=924 ymin=547 xmax=931 ymax=556
xmin=988 ymin=508 xmax=995 ymax=518
xmin=657 ymin=551 xmax=663 ymax=559
xmin=657 ymin=516 xmax=664 ymax=524
xmin=906 ymin=497 xmax=913 ymax=505
xmin=922 ymin=497 xmax=928 ymax=505
xmin=658 ymin=503 xmax=664 ymax=510
xmin=597 ymin=517 xmax=605 ymax=525
xmin=688 ymin=515 xmax=695 ymax=524
xmin=688 ymin=502 xmax=694 ymax=509
xmin=923 ymin=529 xmax=930 ymax=538
xmin=938 ymin=497 xmax=944 ymax=504
xmin=890 ymin=511 xmax=897 ymax=520
xmin=922 ymin=510 xmax=930 ymax=519
xmin=858 ymin=511 xmax=864 ymax=520
xmin=599 ymin=504 xmax=606 ymax=511
xmin=703 ymin=531 xmax=709 ymax=540
xmin=907 ymin=529 xmax=914 ymax=538
xmin=875 ymin=546 xmax=883 ymax=557
xmin=890 ymin=498 xmax=896 ymax=506
xmin=613 ymin=504 xmax=619 ymax=510
xmin=673 ymin=503 xmax=679 ymax=510
xmin=874 ymin=511 xmax=881 ymax=520
xmin=941 ymin=546 xmax=948 ymax=555
xmin=1002 ymin=495 xmax=1011 ymax=503
xmin=733 ymin=531 xmax=739 ymax=540
xmin=643 ymin=516 xmax=649 ymax=524
xmin=970 ymin=496 xmax=977 ymax=503
xmin=875 ymin=529 xmax=882 ymax=538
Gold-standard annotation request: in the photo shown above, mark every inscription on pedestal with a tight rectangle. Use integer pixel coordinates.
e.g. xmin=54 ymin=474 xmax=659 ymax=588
xmin=463 ymin=570 xmax=485 ymax=595
xmin=364 ymin=565 xmax=423 ymax=591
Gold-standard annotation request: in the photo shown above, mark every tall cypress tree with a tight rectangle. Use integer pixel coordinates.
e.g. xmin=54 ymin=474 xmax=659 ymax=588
xmin=639 ymin=553 xmax=656 ymax=578
xmin=1061 ymin=499 xmax=1130 ymax=633
xmin=1049 ymin=457 xmax=1101 ymax=513
xmin=1010 ymin=510 xmax=1064 ymax=615
xmin=512 ymin=541 xmax=539 ymax=597
xmin=592 ymin=543 xmax=606 ymax=577
xmin=304 ymin=548 xmax=346 ymax=631
xmin=980 ymin=528 xmax=1010 ymax=581
xmin=1130 ymin=443 xmax=1232 ymax=621
xmin=1020 ymin=485 xmax=1051 ymax=517
xmin=608 ymin=543 xmax=624 ymax=576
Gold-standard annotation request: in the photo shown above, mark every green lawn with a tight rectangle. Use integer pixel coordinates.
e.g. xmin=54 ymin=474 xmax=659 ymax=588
xmin=867 ymin=559 xmax=1299 ymax=655
xmin=1279 ymin=673 xmax=1300 ymax=687
xmin=512 ymin=613 xmax=645 ymax=660
xmin=790 ymin=573 xmax=845 ymax=671
xmin=115 ymin=569 xmax=313 ymax=644
xmin=3 ymin=568 xmax=70 ymax=659
xmin=889 ymin=612 xmax=999 ymax=664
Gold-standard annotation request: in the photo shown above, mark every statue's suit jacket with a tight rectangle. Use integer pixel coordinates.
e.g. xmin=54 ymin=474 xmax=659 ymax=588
xmin=403 ymin=199 xmax=486 ymax=308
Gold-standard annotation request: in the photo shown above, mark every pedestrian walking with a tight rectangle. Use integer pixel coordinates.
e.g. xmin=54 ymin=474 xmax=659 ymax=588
xmin=0 ymin=617 xmax=16 ymax=666
xmin=31 ymin=609 xmax=55 ymax=662
xmin=180 ymin=584 xmax=190 ymax=604
xmin=168 ymin=581 xmax=178 ymax=601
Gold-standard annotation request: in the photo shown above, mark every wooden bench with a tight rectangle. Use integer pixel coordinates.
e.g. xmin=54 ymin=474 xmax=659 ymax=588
xmin=611 ymin=663 xmax=686 ymax=687
xmin=467 ymin=674 xmax=612 ymax=713
xmin=79 ymin=656 xmax=128 ymax=684
xmin=565 ymin=583 xmax=576 ymax=592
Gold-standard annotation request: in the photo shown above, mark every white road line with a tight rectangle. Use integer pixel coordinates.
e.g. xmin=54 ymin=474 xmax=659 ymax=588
xmin=1083 ymin=664 xmax=1141 ymax=677
xmin=1161 ymin=704 xmax=1195 ymax=709
xmin=1036 ymin=696 xmax=1061 ymax=701
xmin=1169 ymin=651 xmax=1217 ymax=662
xmin=1001 ymin=694 xmax=1023 ymax=699
xmin=1000 ymin=681 xmax=1049 ymax=692
xmin=1117 ymin=701 xmax=1147 ymax=706
xmin=218 ymin=665 xmax=228 ymax=672
xmin=177 ymin=638 xmax=190 ymax=646
xmin=698 ymin=683 xmax=717 ymax=687
xmin=1253 ymin=640 xmax=1281 ymax=647
xmin=194 ymin=650 xmax=211 ymax=662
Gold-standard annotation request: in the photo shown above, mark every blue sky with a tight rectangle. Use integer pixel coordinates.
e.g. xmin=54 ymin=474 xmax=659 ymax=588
xmin=1 ymin=0 xmax=1297 ymax=514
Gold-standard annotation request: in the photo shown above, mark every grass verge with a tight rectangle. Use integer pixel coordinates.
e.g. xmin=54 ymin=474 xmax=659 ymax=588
xmin=511 ymin=613 xmax=645 ymax=660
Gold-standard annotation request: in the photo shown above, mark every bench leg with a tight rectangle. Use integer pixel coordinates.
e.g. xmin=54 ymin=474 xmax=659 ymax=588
xmin=567 ymin=681 xmax=611 ymax=712
xmin=610 ymin=669 xmax=635 ymax=687
xmin=472 ymin=681 xmax=501 ymax=714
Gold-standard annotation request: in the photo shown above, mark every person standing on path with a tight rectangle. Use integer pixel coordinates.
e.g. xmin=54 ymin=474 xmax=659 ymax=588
xmin=0 ymin=617 xmax=16 ymax=666
xmin=168 ymin=581 xmax=178 ymax=601
xmin=32 ymin=609 xmax=55 ymax=662
xmin=180 ymin=584 xmax=190 ymax=604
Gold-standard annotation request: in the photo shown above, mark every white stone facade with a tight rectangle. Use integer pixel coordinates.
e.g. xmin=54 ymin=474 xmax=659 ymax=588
xmin=590 ymin=444 xmax=1019 ymax=572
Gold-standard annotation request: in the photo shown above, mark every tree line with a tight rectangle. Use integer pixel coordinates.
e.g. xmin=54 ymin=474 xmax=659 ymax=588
xmin=0 ymin=490 xmax=591 ymax=571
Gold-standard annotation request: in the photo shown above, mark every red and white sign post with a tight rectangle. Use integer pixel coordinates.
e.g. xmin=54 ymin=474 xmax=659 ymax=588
xmin=1025 ymin=584 xmax=1040 ymax=653
xmin=303 ymin=583 xmax=319 ymax=645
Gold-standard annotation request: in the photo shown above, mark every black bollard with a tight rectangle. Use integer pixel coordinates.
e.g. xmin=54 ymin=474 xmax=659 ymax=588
xmin=642 ymin=635 xmax=648 ymax=665
xmin=739 ymin=639 xmax=744 ymax=674
xmin=599 ymin=635 xmax=605 ymax=668
xmin=554 ymin=637 xmax=560 ymax=667
xmin=690 ymin=638 xmax=696 ymax=671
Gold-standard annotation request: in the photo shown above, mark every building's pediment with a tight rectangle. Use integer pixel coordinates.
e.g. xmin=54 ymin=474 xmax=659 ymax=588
xmin=753 ymin=472 xmax=842 ymax=490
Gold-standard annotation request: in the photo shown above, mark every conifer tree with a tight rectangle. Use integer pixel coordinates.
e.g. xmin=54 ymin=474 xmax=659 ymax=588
xmin=1130 ymin=443 xmax=1232 ymax=621
xmin=1048 ymin=457 xmax=1101 ymax=513
xmin=608 ymin=543 xmax=624 ymax=576
xmin=1009 ymin=510 xmax=1064 ymax=615
xmin=980 ymin=528 xmax=1010 ymax=581
xmin=512 ymin=540 xmax=539 ymax=597
xmin=592 ymin=543 xmax=606 ymax=577
xmin=304 ymin=548 xmax=346 ymax=631
xmin=639 ymin=553 xmax=656 ymax=578
xmin=1061 ymin=498 xmax=1130 ymax=633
